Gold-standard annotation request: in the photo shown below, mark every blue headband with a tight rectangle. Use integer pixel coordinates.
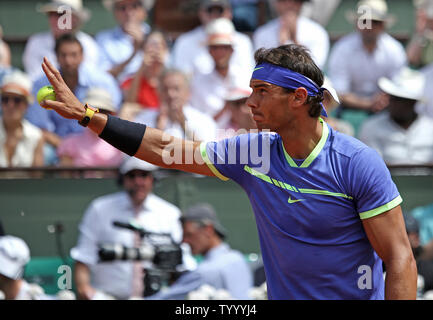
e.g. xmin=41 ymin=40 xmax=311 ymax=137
xmin=251 ymin=62 xmax=328 ymax=117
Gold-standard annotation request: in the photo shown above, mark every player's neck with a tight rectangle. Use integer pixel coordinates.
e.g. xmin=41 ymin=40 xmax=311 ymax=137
xmin=279 ymin=117 xmax=323 ymax=160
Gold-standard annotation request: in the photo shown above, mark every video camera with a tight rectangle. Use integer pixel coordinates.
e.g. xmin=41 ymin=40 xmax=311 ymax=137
xmin=98 ymin=220 xmax=183 ymax=297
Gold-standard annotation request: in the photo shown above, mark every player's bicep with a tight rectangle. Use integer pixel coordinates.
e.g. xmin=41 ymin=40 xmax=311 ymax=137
xmin=361 ymin=205 xmax=411 ymax=263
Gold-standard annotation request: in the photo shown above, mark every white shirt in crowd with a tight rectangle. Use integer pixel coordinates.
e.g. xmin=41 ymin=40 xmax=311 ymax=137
xmin=22 ymin=31 xmax=100 ymax=81
xmin=417 ymin=63 xmax=433 ymax=118
xmin=252 ymin=16 xmax=330 ymax=69
xmin=0 ymin=119 xmax=42 ymax=167
xmin=170 ymin=25 xmax=255 ymax=78
xmin=327 ymin=32 xmax=407 ymax=98
xmin=70 ymin=191 xmax=186 ymax=300
xmin=359 ymin=112 xmax=433 ymax=165
xmin=189 ymin=65 xmax=251 ymax=118
xmin=134 ymin=105 xmax=218 ymax=142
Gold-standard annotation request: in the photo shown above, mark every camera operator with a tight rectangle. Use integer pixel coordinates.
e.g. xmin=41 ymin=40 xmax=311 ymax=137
xmin=145 ymin=203 xmax=253 ymax=300
xmin=70 ymin=156 xmax=194 ymax=300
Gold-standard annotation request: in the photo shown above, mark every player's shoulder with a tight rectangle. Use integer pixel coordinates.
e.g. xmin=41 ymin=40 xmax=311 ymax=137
xmin=328 ymin=126 xmax=372 ymax=159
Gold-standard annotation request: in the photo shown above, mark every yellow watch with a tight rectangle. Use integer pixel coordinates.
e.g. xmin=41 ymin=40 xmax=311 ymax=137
xmin=78 ymin=104 xmax=99 ymax=127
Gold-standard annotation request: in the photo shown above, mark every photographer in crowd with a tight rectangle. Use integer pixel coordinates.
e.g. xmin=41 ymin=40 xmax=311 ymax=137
xmin=146 ymin=203 xmax=253 ymax=300
xmin=70 ymin=156 xmax=192 ymax=300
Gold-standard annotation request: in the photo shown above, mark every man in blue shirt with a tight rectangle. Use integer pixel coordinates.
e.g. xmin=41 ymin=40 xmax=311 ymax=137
xmin=96 ymin=0 xmax=152 ymax=83
xmin=39 ymin=44 xmax=417 ymax=299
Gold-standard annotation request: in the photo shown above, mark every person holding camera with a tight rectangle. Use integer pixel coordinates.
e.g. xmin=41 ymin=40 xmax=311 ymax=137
xmin=70 ymin=156 xmax=189 ymax=300
xmin=145 ymin=203 xmax=253 ymax=300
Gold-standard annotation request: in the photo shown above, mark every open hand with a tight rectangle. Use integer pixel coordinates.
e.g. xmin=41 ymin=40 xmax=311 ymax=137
xmin=41 ymin=57 xmax=85 ymax=120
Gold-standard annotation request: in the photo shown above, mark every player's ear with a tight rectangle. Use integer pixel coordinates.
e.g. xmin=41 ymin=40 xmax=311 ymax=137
xmin=293 ymin=87 xmax=308 ymax=106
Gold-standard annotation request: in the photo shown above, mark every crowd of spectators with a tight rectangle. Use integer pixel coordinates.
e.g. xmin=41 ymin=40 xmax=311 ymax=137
xmin=1 ymin=0 xmax=433 ymax=169
xmin=2 ymin=0 xmax=433 ymax=300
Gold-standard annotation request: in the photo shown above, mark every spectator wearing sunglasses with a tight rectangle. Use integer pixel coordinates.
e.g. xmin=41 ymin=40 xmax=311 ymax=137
xmin=96 ymin=0 xmax=154 ymax=83
xmin=0 ymin=70 xmax=44 ymax=168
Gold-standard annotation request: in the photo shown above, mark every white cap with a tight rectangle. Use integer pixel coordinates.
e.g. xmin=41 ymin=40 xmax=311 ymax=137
xmin=378 ymin=67 xmax=425 ymax=101
xmin=36 ymin=0 xmax=91 ymax=23
xmin=84 ymin=88 xmax=116 ymax=113
xmin=322 ymin=76 xmax=340 ymax=105
xmin=102 ymin=0 xmax=155 ymax=11
xmin=206 ymin=18 xmax=235 ymax=46
xmin=119 ymin=157 xmax=158 ymax=175
xmin=0 ymin=70 xmax=33 ymax=104
xmin=0 ymin=236 xmax=30 ymax=280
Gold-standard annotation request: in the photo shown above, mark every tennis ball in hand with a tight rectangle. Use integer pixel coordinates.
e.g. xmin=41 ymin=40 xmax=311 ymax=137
xmin=37 ymin=85 xmax=56 ymax=109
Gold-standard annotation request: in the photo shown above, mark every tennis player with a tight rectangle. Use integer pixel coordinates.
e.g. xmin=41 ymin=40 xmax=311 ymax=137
xmin=40 ymin=44 xmax=416 ymax=300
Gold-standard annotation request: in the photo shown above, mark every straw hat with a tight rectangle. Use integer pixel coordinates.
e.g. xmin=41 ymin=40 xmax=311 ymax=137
xmin=36 ymin=0 xmax=91 ymax=23
xmin=345 ymin=0 xmax=396 ymax=27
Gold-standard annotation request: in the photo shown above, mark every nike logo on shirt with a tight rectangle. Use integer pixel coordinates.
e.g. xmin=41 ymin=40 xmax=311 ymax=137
xmin=288 ymin=197 xmax=305 ymax=204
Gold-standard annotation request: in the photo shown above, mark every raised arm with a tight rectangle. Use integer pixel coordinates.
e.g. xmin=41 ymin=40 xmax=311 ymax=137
xmin=40 ymin=57 xmax=215 ymax=177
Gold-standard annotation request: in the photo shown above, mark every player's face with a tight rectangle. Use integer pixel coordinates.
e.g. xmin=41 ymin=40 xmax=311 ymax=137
xmin=247 ymin=79 xmax=293 ymax=131
xmin=56 ymin=42 xmax=83 ymax=75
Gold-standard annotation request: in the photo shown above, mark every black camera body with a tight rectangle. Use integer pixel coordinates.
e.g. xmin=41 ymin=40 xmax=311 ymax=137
xmin=98 ymin=221 xmax=183 ymax=297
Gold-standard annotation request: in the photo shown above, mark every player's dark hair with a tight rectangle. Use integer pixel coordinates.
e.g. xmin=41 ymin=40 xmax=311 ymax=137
xmin=254 ymin=44 xmax=324 ymax=118
xmin=54 ymin=33 xmax=83 ymax=54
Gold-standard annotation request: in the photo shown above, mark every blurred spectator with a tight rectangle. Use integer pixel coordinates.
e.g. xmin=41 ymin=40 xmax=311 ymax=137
xmin=416 ymin=61 xmax=433 ymax=118
xmin=300 ymin=0 xmax=341 ymax=27
xmin=412 ymin=202 xmax=433 ymax=248
xmin=134 ymin=69 xmax=217 ymax=141
xmin=359 ymin=67 xmax=433 ymax=165
xmin=215 ymin=86 xmax=256 ymax=140
xmin=0 ymin=71 xmax=44 ymax=167
xmin=96 ymin=0 xmax=154 ymax=83
xmin=146 ymin=203 xmax=253 ymax=300
xmin=231 ymin=0 xmax=259 ymax=32
xmin=321 ymin=77 xmax=355 ymax=136
xmin=170 ymin=0 xmax=254 ymax=79
xmin=70 ymin=157 xmax=193 ymax=300
xmin=403 ymin=213 xmax=433 ymax=295
xmin=0 ymin=25 xmax=11 ymax=68
xmin=327 ymin=0 xmax=406 ymax=130
xmin=25 ymin=33 xmax=121 ymax=165
xmin=253 ymin=0 xmax=330 ymax=69
xmin=57 ymin=88 xmax=123 ymax=168
xmin=23 ymin=0 xmax=100 ymax=81
xmin=407 ymin=0 xmax=433 ymax=68
xmin=121 ymin=30 xmax=169 ymax=112
xmin=189 ymin=18 xmax=251 ymax=120
xmin=0 ymin=235 xmax=46 ymax=300
xmin=0 ymin=25 xmax=13 ymax=84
